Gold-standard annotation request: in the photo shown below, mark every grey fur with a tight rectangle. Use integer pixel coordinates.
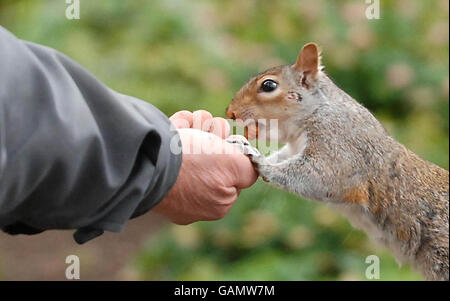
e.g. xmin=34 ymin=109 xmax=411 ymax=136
xmin=226 ymin=66 xmax=449 ymax=281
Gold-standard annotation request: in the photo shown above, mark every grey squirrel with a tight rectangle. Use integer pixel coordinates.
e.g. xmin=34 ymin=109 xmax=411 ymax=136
xmin=225 ymin=43 xmax=449 ymax=281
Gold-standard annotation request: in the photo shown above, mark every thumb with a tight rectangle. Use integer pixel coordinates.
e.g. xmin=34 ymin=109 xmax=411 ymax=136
xmin=231 ymin=154 xmax=259 ymax=189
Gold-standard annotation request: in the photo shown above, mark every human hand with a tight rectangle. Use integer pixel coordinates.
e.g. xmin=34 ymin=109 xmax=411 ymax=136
xmin=152 ymin=127 xmax=258 ymax=225
xmin=169 ymin=110 xmax=230 ymax=139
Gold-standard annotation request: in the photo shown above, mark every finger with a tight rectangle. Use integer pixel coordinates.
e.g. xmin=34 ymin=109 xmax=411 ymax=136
xmin=207 ymin=186 xmax=238 ymax=220
xmin=192 ymin=110 xmax=213 ymax=131
xmin=208 ymin=117 xmax=231 ymax=139
xmin=170 ymin=111 xmax=193 ymax=129
xmin=231 ymin=154 xmax=259 ymax=189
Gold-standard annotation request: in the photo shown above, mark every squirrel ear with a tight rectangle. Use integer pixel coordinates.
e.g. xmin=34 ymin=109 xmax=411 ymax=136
xmin=294 ymin=43 xmax=321 ymax=78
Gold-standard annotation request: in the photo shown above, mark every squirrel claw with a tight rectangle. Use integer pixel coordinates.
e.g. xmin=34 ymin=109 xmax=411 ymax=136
xmin=226 ymin=135 xmax=250 ymax=146
xmin=226 ymin=135 xmax=267 ymax=181
xmin=261 ymin=175 xmax=269 ymax=182
xmin=226 ymin=135 xmax=261 ymax=158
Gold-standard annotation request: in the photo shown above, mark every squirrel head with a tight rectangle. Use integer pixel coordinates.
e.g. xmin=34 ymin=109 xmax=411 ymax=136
xmin=226 ymin=42 xmax=324 ymax=142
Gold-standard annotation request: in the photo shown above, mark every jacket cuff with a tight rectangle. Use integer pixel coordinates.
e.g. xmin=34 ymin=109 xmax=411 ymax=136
xmin=72 ymin=97 xmax=182 ymax=244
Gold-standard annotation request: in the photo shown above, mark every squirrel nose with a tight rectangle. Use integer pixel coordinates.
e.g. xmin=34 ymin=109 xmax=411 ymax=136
xmin=225 ymin=106 xmax=237 ymax=120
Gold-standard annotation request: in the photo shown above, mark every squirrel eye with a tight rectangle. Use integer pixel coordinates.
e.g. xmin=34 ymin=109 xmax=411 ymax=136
xmin=260 ymin=79 xmax=278 ymax=92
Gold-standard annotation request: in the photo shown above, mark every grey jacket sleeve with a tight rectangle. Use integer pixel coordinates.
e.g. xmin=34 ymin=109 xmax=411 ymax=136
xmin=0 ymin=26 xmax=182 ymax=244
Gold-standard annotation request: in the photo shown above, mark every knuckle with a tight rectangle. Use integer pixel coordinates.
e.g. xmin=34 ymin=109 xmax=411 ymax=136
xmin=194 ymin=110 xmax=213 ymax=120
xmin=171 ymin=110 xmax=192 ymax=119
xmin=178 ymin=110 xmax=192 ymax=115
xmin=172 ymin=118 xmax=191 ymax=129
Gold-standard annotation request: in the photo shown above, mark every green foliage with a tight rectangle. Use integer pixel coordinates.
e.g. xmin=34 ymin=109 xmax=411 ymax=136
xmin=1 ymin=0 xmax=447 ymax=280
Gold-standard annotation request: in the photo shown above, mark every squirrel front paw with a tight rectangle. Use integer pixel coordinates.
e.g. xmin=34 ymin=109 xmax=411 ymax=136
xmin=225 ymin=135 xmax=269 ymax=181
xmin=226 ymin=135 xmax=261 ymax=158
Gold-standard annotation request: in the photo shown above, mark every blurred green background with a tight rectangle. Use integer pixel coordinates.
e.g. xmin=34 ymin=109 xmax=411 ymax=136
xmin=0 ymin=0 xmax=448 ymax=280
